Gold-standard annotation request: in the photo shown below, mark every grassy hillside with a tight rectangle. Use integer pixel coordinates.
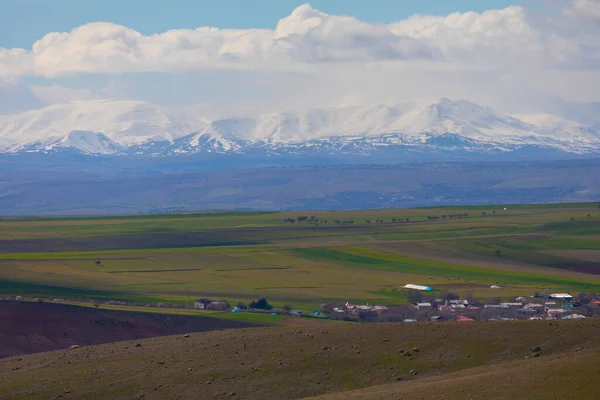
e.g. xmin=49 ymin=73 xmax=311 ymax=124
xmin=0 ymin=203 xmax=599 ymax=310
xmin=1 ymin=318 xmax=599 ymax=399
xmin=309 ymin=347 xmax=600 ymax=399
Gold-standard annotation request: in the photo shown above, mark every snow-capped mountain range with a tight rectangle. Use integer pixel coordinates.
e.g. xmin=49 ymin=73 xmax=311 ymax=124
xmin=0 ymin=98 xmax=599 ymax=158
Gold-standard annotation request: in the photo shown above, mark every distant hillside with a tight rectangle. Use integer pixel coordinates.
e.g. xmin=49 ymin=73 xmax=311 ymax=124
xmin=0 ymin=158 xmax=599 ymax=215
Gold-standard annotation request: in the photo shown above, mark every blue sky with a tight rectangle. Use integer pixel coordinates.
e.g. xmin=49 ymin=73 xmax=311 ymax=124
xmin=2 ymin=0 xmax=521 ymax=48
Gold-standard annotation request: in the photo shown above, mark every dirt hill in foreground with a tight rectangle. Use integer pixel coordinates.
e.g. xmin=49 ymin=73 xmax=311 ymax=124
xmin=0 ymin=301 xmax=258 ymax=358
xmin=1 ymin=313 xmax=599 ymax=400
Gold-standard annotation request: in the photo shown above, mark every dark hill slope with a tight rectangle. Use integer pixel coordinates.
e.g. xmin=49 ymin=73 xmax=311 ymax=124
xmin=0 ymin=301 xmax=258 ymax=358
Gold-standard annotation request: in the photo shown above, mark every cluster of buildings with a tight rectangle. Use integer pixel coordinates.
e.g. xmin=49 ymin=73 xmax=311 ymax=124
xmin=333 ymin=302 xmax=389 ymax=315
xmin=329 ymin=292 xmax=600 ymax=323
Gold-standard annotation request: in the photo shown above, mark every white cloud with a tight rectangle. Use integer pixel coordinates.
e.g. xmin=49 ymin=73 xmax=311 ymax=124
xmin=29 ymin=84 xmax=99 ymax=105
xmin=0 ymin=1 xmax=598 ymax=78
xmin=571 ymin=0 xmax=600 ymax=18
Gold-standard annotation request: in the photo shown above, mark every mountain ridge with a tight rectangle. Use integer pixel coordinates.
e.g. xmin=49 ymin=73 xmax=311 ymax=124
xmin=1 ymin=98 xmax=599 ymax=158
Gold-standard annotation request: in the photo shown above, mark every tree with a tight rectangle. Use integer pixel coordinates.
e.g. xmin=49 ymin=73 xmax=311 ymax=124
xmin=442 ymin=215 xmax=447 ymax=219
xmin=356 ymin=309 xmax=377 ymax=322
xmin=392 ymin=218 xmax=397 ymax=223
xmin=482 ymin=211 xmax=486 ymax=216
xmin=94 ymin=260 xmax=102 ymax=266
xmin=366 ymin=220 xmax=371 ymax=224
xmin=441 ymin=292 xmax=460 ymax=302
xmin=320 ymin=303 xmax=336 ymax=314
xmin=495 ymin=249 xmax=501 ymax=257
xmin=465 ymin=293 xmax=476 ymax=305
xmin=405 ymin=218 xmax=410 ymax=222
xmin=236 ymin=302 xmax=248 ymax=310
xmin=406 ymin=289 xmax=423 ymax=304
xmin=493 ymin=210 xmax=496 ymax=214
xmin=282 ymin=305 xmax=292 ymax=312
xmin=249 ymin=297 xmax=273 ymax=310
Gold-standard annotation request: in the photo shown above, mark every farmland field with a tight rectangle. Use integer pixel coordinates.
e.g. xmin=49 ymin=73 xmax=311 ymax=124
xmin=1 ymin=203 xmax=600 ymax=311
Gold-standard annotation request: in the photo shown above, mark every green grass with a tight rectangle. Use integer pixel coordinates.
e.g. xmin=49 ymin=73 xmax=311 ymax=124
xmin=289 ymin=247 xmax=600 ymax=292
xmin=0 ymin=280 xmax=183 ymax=304
xmin=1 ymin=202 xmax=600 ymax=310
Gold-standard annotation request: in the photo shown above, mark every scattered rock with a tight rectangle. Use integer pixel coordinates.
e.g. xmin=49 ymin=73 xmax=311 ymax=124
xmin=183 ymin=334 xmax=190 ymax=338
xmin=321 ymin=346 xmax=329 ymax=351
xmin=525 ymin=356 xmax=530 ymax=359
xmin=135 ymin=343 xmax=142 ymax=348
xmin=383 ymin=339 xmax=389 ymax=342
xmin=532 ymin=353 xmax=540 ymax=358
xmin=413 ymin=347 xmax=420 ymax=352
xmin=530 ymin=346 xmax=542 ymax=353
xmin=395 ymin=376 xmax=403 ymax=381
xmin=69 ymin=345 xmax=81 ymax=350
xmin=230 ymin=392 xmax=236 ymax=397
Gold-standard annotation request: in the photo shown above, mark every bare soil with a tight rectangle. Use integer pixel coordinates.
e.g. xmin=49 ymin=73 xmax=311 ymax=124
xmin=0 ymin=301 xmax=258 ymax=359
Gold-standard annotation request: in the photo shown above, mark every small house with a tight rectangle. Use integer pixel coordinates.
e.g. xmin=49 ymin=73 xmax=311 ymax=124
xmin=524 ymin=303 xmax=543 ymax=309
xmin=500 ymin=303 xmax=523 ymax=308
xmin=416 ymin=302 xmax=432 ymax=309
xmin=403 ymin=319 xmax=417 ymax=323
xmin=550 ymin=293 xmax=573 ymax=301
xmin=547 ymin=309 xmax=566 ymax=318
xmin=289 ymin=310 xmax=302 ymax=316
xmin=371 ymin=305 xmax=388 ymax=314
xmin=430 ymin=315 xmax=444 ymax=322
xmin=563 ymin=314 xmax=586 ymax=319
xmin=194 ymin=298 xmax=215 ymax=310
xmin=456 ymin=316 xmax=474 ymax=322
xmin=195 ymin=299 xmax=228 ymax=311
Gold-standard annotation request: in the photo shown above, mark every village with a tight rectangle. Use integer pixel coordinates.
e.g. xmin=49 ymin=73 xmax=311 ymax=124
xmin=189 ymin=282 xmax=600 ymax=323
xmin=5 ymin=287 xmax=600 ymax=324
xmin=321 ymin=288 xmax=600 ymax=322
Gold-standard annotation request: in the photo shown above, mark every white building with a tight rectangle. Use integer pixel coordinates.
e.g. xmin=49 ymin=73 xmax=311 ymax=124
xmin=403 ymin=284 xmax=433 ymax=291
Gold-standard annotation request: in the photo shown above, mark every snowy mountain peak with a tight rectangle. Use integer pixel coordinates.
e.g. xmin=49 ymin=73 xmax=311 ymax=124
xmin=0 ymin=98 xmax=599 ymax=157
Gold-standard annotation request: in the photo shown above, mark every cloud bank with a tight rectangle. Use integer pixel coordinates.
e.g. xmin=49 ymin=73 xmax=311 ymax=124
xmin=1 ymin=2 xmax=599 ymax=78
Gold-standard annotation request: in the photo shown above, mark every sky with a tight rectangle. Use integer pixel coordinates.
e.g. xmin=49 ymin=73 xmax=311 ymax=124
xmin=1 ymin=0 xmax=599 ymax=118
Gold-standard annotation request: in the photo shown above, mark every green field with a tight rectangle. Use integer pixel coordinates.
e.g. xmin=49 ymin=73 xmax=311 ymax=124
xmin=1 ymin=203 xmax=599 ymax=312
